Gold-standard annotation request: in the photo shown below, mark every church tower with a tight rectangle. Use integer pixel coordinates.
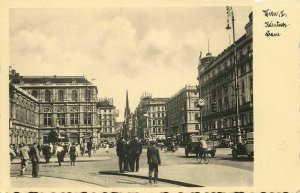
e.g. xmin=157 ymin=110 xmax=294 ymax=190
xmin=123 ymin=90 xmax=131 ymax=139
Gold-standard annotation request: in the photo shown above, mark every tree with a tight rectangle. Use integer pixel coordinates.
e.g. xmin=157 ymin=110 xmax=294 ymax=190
xmin=48 ymin=129 xmax=59 ymax=143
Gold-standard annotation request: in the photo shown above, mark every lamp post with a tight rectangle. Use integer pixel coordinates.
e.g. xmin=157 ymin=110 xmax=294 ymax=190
xmin=143 ymin=113 xmax=149 ymax=141
xmin=226 ymin=6 xmax=242 ymax=144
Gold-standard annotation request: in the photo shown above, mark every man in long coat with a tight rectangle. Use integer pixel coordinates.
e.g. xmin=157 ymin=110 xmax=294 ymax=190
xmin=29 ymin=142 xmax=40 ymax=178
xmin=129 ymin=136 xmax=142 ymax=172
xmin=147 ymin=140 xmax=161 ymax=184
xmin=116 ymin=137 xmax=125 ymax=172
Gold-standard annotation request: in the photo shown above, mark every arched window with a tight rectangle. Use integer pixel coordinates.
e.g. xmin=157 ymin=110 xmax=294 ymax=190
xmin=45 ymin=90 xmax=51 ymax=102
xmin=71 ymin=90 xmax=78 ymax=102
xmin=85 ymin=89 xmax=91 ymax=101
xmin=32 ymin=90 xmax=38 ymax=98
xmin=58 ymin=90 xmax=64 ymax=102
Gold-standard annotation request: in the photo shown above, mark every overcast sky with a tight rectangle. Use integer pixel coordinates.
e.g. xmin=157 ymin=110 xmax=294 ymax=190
xmin=10 ymin=7 xmax=252 ymax=121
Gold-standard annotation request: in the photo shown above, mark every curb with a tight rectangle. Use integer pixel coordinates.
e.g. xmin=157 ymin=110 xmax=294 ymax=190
xmin=99 ymin=171 xmax=202 ymax=187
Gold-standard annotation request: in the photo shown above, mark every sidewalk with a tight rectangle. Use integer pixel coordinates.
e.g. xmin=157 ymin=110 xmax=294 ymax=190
xmin=10 ymin=175 xmax=102 ymax=188
xmin=100 ymin=163 xmax=253 ymax=187
xmin=11 ymin=154 xmax=111 ymax=164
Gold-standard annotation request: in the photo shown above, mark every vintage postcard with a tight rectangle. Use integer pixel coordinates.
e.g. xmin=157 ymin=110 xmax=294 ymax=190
xmin=0 ymin=0 xmax=300 ymax=192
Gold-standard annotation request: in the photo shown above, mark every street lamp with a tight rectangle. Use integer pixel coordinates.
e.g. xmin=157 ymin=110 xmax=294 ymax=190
xmin=226 ymin=6 xmax=242 ymax=144
xmin=143 ymin=113 xmax=149 ymax=141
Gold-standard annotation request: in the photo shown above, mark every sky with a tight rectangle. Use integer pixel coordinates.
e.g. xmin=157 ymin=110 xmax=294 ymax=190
xmin=10 ymin=6 xmax=252 ymax=122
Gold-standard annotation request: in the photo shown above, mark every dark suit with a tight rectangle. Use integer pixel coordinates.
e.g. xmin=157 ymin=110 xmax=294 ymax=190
xmin=147 ymin=144 xmax=161 ymax=182
xmin=129 ymin=139 xmax=143 ymax=172
xmin=29 ymin=145 xmax=40 ymax=178
xmin=116 ymin=139 xmax=125 ymax=172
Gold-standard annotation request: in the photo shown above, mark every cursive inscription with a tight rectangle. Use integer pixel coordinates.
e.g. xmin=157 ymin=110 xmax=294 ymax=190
xmin=262 ymin=9 xmax=289 ymax=37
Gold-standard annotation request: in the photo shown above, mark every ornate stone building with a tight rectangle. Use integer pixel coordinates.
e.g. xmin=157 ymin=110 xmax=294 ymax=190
xmin=11 ymin=75 xmax=98 ymax=144
xmin=9 ymin=83 xmax=39 ymax=145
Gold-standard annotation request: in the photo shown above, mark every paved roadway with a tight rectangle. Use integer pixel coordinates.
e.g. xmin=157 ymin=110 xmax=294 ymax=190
xmin=10 ymin=146 xmax=253 ymax=188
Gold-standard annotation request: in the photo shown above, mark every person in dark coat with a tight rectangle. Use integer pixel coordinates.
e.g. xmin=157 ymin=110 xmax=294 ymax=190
xmin=43 ymin=144 xmax=51 ymax=163
xmin=69 ymin=143 xmax=77 ymax=166
xmin=124 ymin=139 xmax=130 ymax=172
xmin=29 ymin=142 xmax=40 ymax=178
xmin=147 ymin=140 xmax=161 ymax=184
xmin=129 ymin=136 xmax=142 ymax=172
xmin=87 ymin=140 xmax=93 ymax=157
xmin=116 ymin=137 xmax=125 ymax=172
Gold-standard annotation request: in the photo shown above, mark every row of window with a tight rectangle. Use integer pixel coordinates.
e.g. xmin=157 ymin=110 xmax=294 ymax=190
xmin=43 ymin=113 xmax=93 ymax=127
xmin=32 ymin=89 xmax=92 ymax=102
xmin=151 ymin=106 xmax=165 ymax=111
xmin=149 ymin=127 xmax=164 ymax=133
xmin=150 ymin=112 xmax=165 ymax=118
xmin=98 ymin=121 xmax=114 ymax=127
xmin=15 ymin=105 xmax=38 ymax=125
xmin=102 ymin=128 xmax=113 ymax=133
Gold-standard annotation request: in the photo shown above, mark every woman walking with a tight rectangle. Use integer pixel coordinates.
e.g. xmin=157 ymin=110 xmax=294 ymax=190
xmin=69 ymin=143 xmax=77 ymax=166
xmin=147 ymin=140 xmax=161 ymax=184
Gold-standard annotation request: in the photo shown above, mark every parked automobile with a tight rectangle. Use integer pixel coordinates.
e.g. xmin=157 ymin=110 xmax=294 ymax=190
xmin=231 ymin=132 xmax=254 ymax=159
xmin=185 ymin=135 xmax=217 ymax=157
xmin=219 ymin=139 xmax=233 ymax=148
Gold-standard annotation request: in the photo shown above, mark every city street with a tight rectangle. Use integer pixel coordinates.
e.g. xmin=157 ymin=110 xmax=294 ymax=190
xmin=10 ymin=146 xmax=253 ymax=187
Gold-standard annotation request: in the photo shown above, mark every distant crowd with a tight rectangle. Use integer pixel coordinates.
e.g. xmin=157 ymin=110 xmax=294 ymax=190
xmin=10 ymin=137 xmax=162 ymax=184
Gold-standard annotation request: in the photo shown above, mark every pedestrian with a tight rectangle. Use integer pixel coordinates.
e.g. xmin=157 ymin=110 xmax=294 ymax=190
xmin=147 ymin=140 xmax=161 ymax=184
xmin=93 ymin=143 xmax=97 ymax=153
xmin=80 ymin=143 xmax=84 ymax=156
xmin=124 ymin=139 xmax=130 ymax=172
xmin=87 ymin=140 xmax=93 ymax=157
xmin=76 ymin=143 xmax=80 ymax=157
xmin=29 ymin=142 xmax=40 ymax=178
xmin=69 ymin=143 xmax=77 ymax=166
xmin=56 ymin=144 xmax=65 ymax=166
xmin=53 ymin=143 xmax=57 ymax=155
xmin=19 ymin=143 xmax=30 ymax=175
xmin=49 ymin=143 xmax=53 ymax=154
xmin=44 ymin=144 xmax=52 ymax=163
xmin=116 ymin=137 xmax=126 ymax=173
xmin=9 ymin=145 xmax=16 ymax=162
xmin=105 ymin=143 xmax=109 ymax=153
xmin=129 ymin=136 xmax=142 ymax=172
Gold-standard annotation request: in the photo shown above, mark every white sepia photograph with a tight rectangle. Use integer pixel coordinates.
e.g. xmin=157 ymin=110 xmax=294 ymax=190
xmin=8 ymin=6 xmax=253 ymax=188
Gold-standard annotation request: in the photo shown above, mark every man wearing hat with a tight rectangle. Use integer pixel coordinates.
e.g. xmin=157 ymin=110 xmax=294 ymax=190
xmin=129 ymin=136 xmax=142 ymax=172
xmin=29 ymin=142 xmax=40 ymax=178
xmin=147 ymin=140 xmax=161 ymax=184
xmin=116 ymin=137 xmax=126 ymax=172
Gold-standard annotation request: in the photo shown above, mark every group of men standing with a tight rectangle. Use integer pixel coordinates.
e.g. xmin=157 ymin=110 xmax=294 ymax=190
xmin=116 ymin=136 xmax=143 ymax=173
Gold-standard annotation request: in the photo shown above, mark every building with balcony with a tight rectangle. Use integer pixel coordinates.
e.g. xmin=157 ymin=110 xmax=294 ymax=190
xmin=165 ymin=85 xmax=200 ymax=144
xmin=197 ymin=12 xmax=253 ymax=141
xmin=96 ymin=98 xmax=118 ymax=141
xmin=11 ymin=74 xmax=98 ymax=144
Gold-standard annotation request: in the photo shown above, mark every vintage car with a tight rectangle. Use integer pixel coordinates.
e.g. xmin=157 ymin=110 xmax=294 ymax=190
xmin=231 ymin=132 xmax=254 ymax=159
xmin=184 ymin=135 xmax=217 ymax=157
